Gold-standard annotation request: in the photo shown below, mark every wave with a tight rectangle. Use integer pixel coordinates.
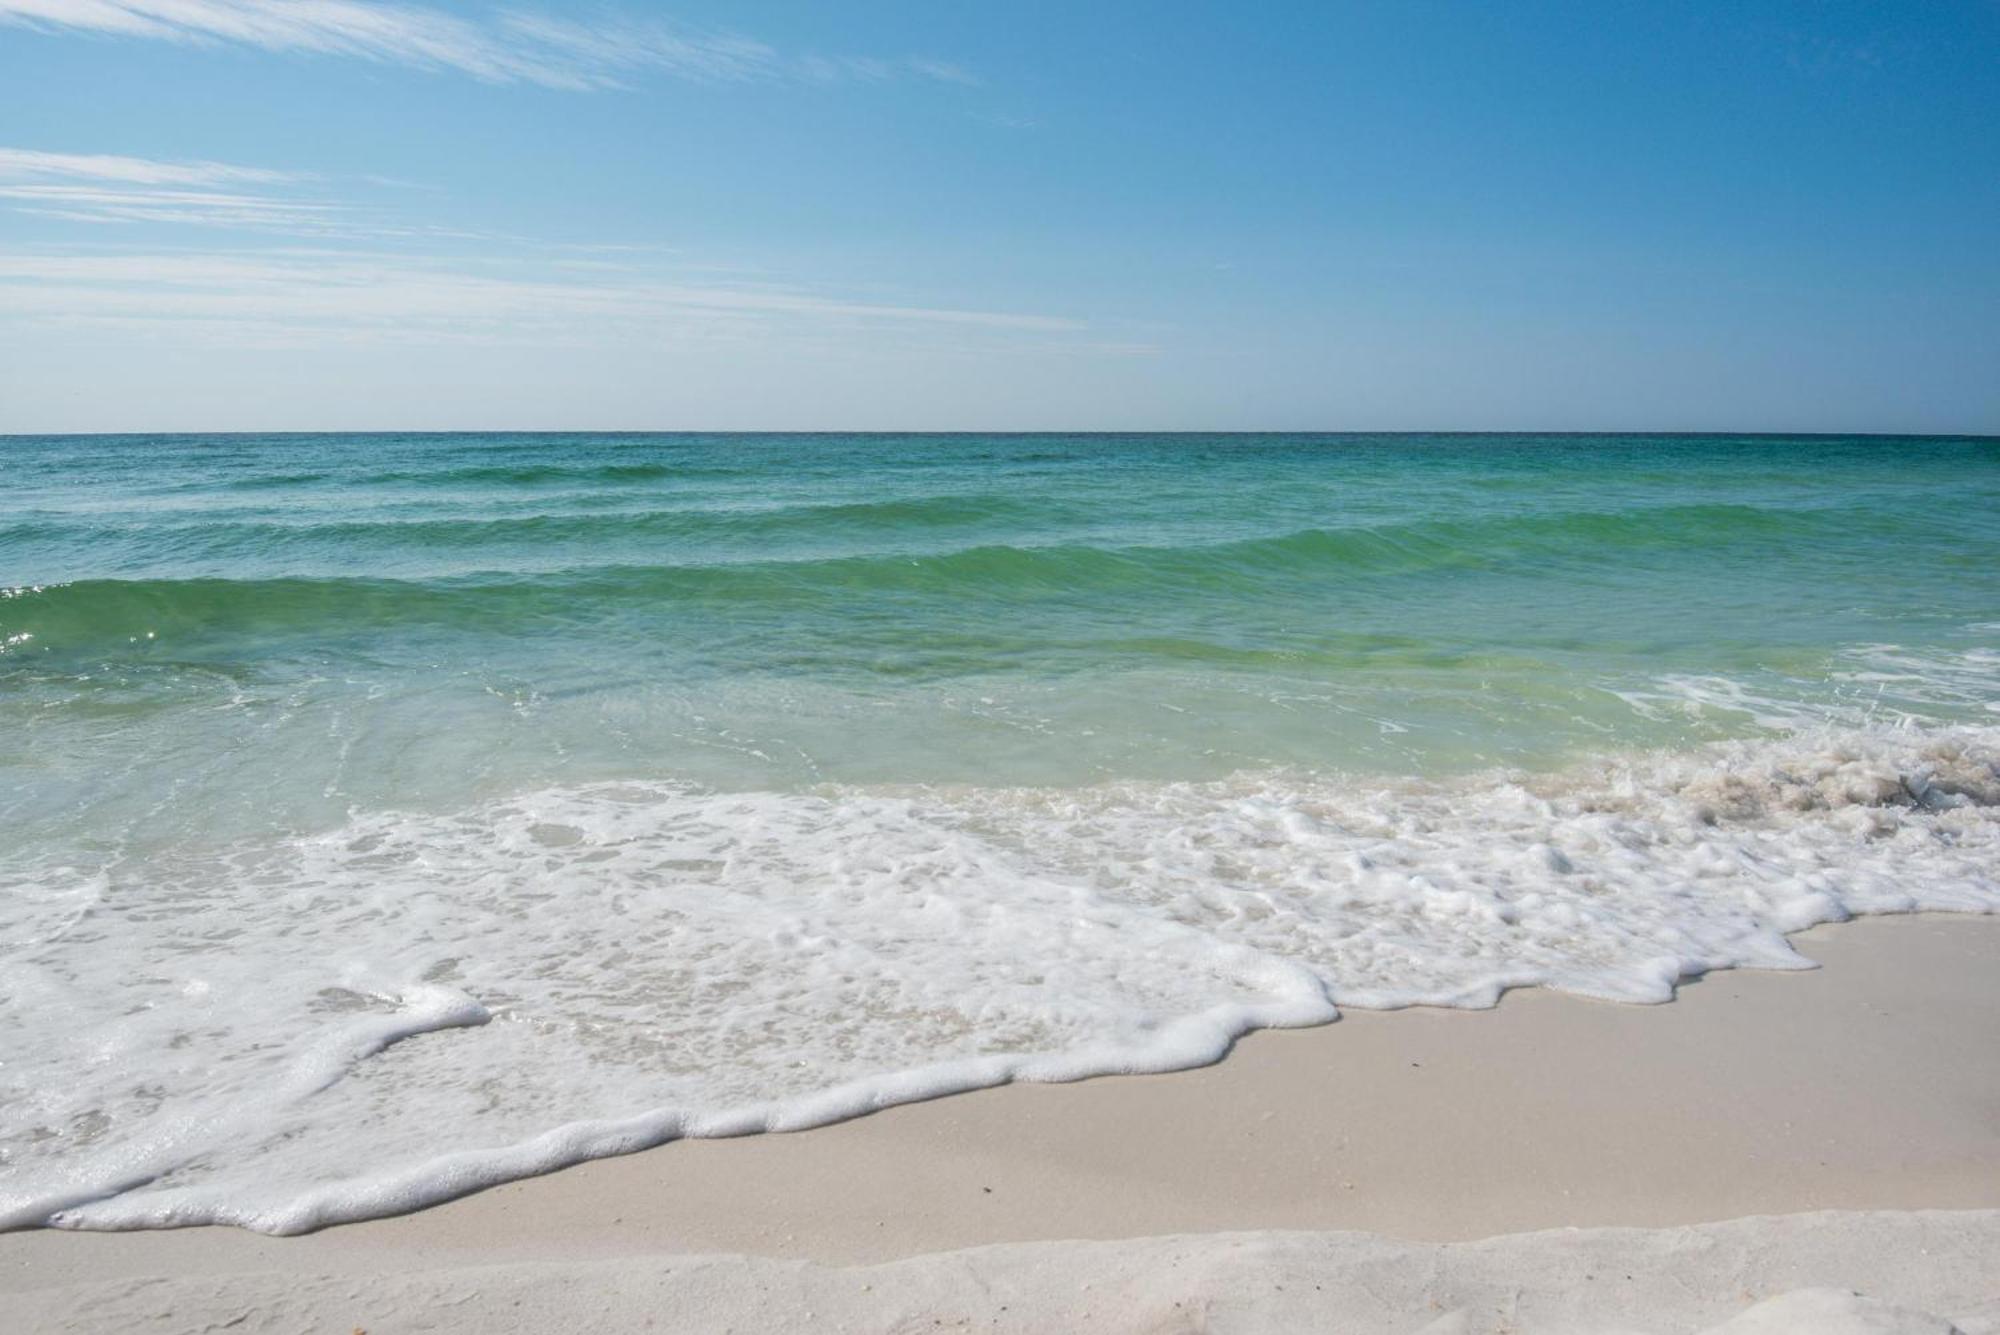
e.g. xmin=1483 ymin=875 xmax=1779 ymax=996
xmin=214 ymin=471 xmax=332 ymax=491
xmin=2 ymin=500 xmax=1935 ymax=653
xmin=2 ymin=723 xmax=1995 ymax=1232
xmin=0 ymin=492 xmax=1079 ymax=577
xmin=356 ymin=461 xmax=732 ymax=487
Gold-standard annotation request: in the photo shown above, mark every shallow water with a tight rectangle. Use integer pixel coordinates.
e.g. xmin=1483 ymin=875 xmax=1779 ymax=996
xmin=2 ymin=432 xmax=1997 ymax=1230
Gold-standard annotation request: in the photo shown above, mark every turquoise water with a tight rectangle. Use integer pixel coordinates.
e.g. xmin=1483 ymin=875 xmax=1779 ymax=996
xmin=3 ymin=433 xmax=1998 ymax=1232
xmin=6 ymin=433 xmax=1998 ymax=841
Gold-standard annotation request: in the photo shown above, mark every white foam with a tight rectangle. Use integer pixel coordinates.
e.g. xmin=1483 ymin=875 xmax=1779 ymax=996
xmin=1617 ymin=641 xmax=2000 ymax=731
xmin=2 ymin=725 xmax=1996 ymax=1233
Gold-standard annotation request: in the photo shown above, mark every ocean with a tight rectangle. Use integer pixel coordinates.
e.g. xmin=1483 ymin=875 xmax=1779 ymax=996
xmin=3 ymin=431 xmax=1997 ymax=1232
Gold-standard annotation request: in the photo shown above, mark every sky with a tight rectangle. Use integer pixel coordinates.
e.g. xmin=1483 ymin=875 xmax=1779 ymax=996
xmin=0 ymin=0 xmax=1996 ymax=433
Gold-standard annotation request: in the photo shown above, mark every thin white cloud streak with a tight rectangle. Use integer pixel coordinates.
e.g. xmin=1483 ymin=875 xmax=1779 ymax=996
xmin=0 ymin=183 xmax=341 ymax=229
xmin=493 ymin=12 xmax=775 ymax=85
xmin=0 ymin=1 xmax=979 ymax=90
xmin=0 ymin=146 xmax=327 ymax=230
xmin=904 ymin=57 xmax=976 ymax=86
xmin=0 ymin=0 xmax=602 ymax=87
xmin=0 ymin=249 xmax=1083 ymax=349
xmin=0 ymin=145 xmax=1077 ymax=352
xmin=0 ymin=146 xmax=505 ymax=237
xmin=0 ymin=146 xmax=300 ymax=185
xmin=0 ymin=185 xmax=351 ymax=232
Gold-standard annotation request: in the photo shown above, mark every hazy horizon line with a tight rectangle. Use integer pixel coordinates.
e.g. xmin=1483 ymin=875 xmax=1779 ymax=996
xmin=6 ymin=427 xmax=1997 ymax=441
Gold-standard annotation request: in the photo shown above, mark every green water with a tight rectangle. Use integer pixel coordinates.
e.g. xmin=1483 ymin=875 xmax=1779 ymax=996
xmin=3 ymin=432 xmax=1998 ymax=851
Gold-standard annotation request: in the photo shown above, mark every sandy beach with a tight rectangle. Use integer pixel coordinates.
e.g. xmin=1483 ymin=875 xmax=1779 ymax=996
xmin=9 ymin=912 xmax=1998 ymax=1332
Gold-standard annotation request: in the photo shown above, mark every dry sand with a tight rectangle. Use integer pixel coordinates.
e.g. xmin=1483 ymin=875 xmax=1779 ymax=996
xmin=6 ymin=913 xmax=1999 ymax=1331
xmin=17 ymin=1212 xmax=2000 ymax=1334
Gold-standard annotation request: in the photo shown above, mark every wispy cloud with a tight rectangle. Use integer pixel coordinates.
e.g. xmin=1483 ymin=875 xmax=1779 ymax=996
xmin=0 ymin=135 xmax=1085 ymax=354
xmin=0 ymin=146 xmax=499 ymax=237
xmin=0 ymin=147 xmax=1072 ymax=343
xmin=0 ymin=146 xmax=377 ymax=234
xmin=0 ymin=248 xmax=1081 ymax=349
xmin=0 ymin=1 xmax=978 ymax=91
xmin=0 ymin=0 xmax=584 ymax=85
xmin=0 ymin=183 xmax=344 ymax=229
xmin=0 ymin=147 xmax=301 ymax=186
xmin=904 ymin=58 xmax=976 ymax=87
xmin=492 ymin=11 xmax=776 ymax=86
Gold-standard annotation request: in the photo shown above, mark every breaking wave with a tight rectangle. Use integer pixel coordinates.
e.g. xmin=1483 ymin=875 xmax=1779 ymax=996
xmin=2 ymin=724 xmax=1995 ymax=1233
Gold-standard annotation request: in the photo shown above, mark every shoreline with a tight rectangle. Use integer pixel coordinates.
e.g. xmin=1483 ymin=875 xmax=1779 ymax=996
xmin=6 ymin=911 xmax=1998 ymax=1329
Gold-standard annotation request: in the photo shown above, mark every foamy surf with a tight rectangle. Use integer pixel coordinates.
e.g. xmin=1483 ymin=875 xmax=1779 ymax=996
xmin=3 ymin=724 xmax=1995 ymax=1234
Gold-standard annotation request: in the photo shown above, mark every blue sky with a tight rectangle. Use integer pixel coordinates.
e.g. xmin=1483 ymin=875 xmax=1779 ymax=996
xmin=1 ymin=0 xmax=1996 ymax=432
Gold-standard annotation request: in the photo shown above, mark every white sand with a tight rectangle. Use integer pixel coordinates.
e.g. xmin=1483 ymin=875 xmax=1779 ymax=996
xmin=16 ymin=1212 xmax=2000 ymax=1334
xmin=7 ymin=914 xmax=1999 ymax=1332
